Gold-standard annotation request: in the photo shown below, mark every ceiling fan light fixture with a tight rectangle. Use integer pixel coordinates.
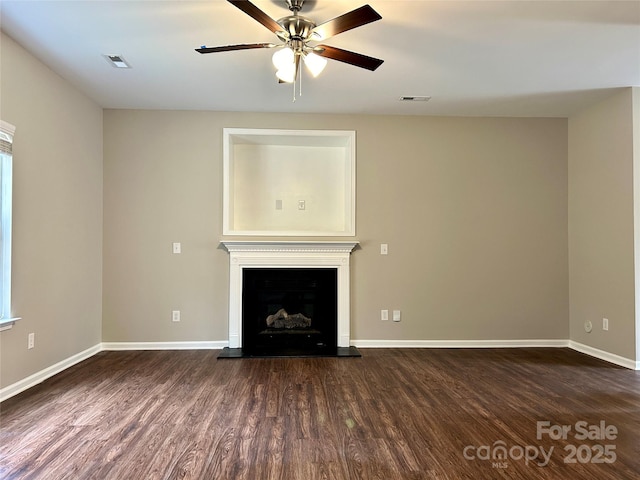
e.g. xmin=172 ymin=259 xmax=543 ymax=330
xmin=303 ymin=52 xmax=327 ymax=77
xmin=276 ymin=65 xmax=296 ymax=83
xmin=272 ymin=47 xmax=294 ymax=70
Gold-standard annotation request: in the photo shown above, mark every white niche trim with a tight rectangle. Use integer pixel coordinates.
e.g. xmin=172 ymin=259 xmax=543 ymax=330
xmin=223 ymin=128 xmax=356 ymax=236
xmin=221 ymin=241 xmax=358 ymax=348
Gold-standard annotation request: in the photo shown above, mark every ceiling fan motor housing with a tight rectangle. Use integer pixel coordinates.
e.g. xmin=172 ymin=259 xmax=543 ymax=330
xmin=286 ymin=0 xmax=305 ymax=13
xmin=277 ymin=15 xmax=316 ymax=42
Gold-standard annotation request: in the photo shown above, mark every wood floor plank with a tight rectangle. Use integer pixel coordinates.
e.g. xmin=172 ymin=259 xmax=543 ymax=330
xmin=1 ymin=348 xmax=639 ymax=479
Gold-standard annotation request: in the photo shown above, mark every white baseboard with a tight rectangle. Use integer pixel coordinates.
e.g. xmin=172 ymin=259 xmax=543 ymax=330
xmin=0 ymin=343 xmax=102 ymax=403
xmin=352 ymin=339 xmax=570 ymax=348
xmin=2 ymin=338 xmax=636 ymax=403
xmin=0 ymin=341 xmax=228 ymax=403
xmin=101 ymin=341 xmax=228 ymax=351
xmin=353 ymin=339 xmax=638 ymax=370
xmin=568 ymin=341 xmax=638 ymax=370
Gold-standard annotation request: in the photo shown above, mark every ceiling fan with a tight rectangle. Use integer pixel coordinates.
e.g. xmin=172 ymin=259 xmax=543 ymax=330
xmin=196 ymin=0 xmax=383 ymax=93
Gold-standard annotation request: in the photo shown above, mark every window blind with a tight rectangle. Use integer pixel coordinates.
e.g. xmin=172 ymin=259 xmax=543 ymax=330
xmin=0 ymin=121 xmax=15 ymax=154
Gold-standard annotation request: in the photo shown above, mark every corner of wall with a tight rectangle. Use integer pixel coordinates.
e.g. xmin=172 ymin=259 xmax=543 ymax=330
xmin=569 ymin=88 xmax=637 ymax=363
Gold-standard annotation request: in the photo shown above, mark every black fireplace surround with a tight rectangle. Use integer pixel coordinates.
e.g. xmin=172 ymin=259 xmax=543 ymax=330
xmin=241 ymin=268 xmax=338 ymax=356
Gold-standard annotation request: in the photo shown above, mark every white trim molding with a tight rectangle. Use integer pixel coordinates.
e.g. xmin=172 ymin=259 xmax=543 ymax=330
xmin=0 ymin=342 xmax=227 ymax=402
xmin=353 ymin=339 xmax=571 ymax=348
xmin=221 ymin=240 xmax=358 ymax=349
xmin=354 ymin=339 xmax=638 ymax=370
xmin=223 ymin=128 xmax=356 ymax=237
xmin=0 ymin=317 xmax=21 ymax=332
xmin=1 ymin=339 xmax=637 ymax=402
xmin=101 ymin=341 xmax=227 ymax=351
xmin=0 ymin=344 xmax=101 ymax=403
xmin=569 ymin=341 xmax=639 ymax=370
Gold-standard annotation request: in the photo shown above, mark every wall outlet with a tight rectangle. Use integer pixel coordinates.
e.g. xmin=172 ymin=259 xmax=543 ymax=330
xmin=603 ymin=318 xmax=609 ymax=331
xmin=393 ymin=310 xmax=401 ymax=322
xmin=381 ymin=309 xmax=389 ymax=321
xmin=28 ymin=332 xmax=35 ymax=349
xmin=172 ymin=310 xmax=181 ymax=322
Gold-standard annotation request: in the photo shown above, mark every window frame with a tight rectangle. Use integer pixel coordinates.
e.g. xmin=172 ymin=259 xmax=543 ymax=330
xmin=0 ymin=120 xmax=19 ymax=331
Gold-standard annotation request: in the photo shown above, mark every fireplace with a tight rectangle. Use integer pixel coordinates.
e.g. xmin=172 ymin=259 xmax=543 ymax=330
xmin=242 ymin=268 xmax=337 ymax=355
xmin=220 ymin=241 xmax=358 ymax=357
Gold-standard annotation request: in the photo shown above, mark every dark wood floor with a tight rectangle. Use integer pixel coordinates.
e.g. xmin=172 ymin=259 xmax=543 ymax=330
xmin=1 ymin=348 xmax=639 ymax=479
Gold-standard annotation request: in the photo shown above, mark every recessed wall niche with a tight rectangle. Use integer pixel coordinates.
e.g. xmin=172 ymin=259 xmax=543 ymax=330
xmin=223 ymin=128 xmax=356 ymax=236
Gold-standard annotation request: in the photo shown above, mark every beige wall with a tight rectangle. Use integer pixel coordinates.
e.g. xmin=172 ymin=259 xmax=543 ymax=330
xmin=568 ymin=88 xmax=636 ymax=360
xmin=103 ymin=110 xmax=568 ymax=343
xmin=0 ymin=33 xmax=103 ymax=389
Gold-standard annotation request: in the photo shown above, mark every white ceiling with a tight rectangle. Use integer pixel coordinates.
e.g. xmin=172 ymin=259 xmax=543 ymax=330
xmin=1 ymin=0 xmax=639 ymax=117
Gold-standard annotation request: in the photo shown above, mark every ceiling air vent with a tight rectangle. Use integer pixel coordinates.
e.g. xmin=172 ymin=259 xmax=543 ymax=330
xmin=104 ymin=54 xmax=131 ymax=69
xmin=399 ymin=96 xmax=431 ymax=102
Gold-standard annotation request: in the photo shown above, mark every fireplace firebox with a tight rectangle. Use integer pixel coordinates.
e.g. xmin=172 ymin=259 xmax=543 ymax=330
xmin=242 ymin=268 xmax=337 ymax=355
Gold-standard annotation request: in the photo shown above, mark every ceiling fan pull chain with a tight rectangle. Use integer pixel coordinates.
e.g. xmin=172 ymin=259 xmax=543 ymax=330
xmin=292 ymin=77 xmax=296 ymax=102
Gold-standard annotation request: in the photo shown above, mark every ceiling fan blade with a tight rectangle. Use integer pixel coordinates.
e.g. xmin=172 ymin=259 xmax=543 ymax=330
xmin=310 ymin=5 xmax=381 ymax=41
xmin=196 ymin=43 xmax=276 ymax=54
xmin=314 ymin=45 xmax=383 ymax=71
xmin=228 ymin=0 xmax=286 ymax=36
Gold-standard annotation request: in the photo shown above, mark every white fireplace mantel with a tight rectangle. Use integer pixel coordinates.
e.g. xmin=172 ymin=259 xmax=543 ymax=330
xmin=221 ymin=240 xmax=358 ymax=348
